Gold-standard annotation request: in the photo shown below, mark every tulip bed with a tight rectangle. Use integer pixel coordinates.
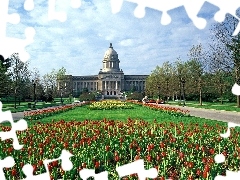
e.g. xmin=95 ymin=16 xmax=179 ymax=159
xmin=132 ymin=101 xmax=190 ymax=117
xmin=23 ymin=103 xmax=83 ymax=121
xmin=1 ymin=101 xmax=240 ymax=179
xmin=88 ymin=100 xmax=133 ymax=110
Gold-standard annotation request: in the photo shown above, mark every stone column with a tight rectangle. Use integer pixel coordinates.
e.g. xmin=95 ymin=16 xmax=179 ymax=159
xmin=104 ymin=81 xmax=106 ymax=90
xmin=116 ymin=81 xmax=118 ymax=90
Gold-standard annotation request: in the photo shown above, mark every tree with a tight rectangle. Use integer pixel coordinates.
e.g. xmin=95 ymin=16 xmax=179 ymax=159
xmin=187 ymin=44 xmax=207 ymax=106
xmin=8 ymin=53 xmax=32 ymax=108
xmin=210 ymin=14 xmax=240 ymax=106
xmin=174 ymin=58 xmax=189 ymax=105
xmin=207 ymin=45 xmax=234 ymax=104
xmin=0 ymin=54 xmax=12 ymax=99
xmin=42 ymin=69 xmax=57 ymax=99
xmin=42 ymin=67 xmax=67 ymax=99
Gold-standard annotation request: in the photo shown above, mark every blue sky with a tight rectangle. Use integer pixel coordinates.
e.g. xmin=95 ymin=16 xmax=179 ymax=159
xmin=6 ymin=0 xmax=222 ymax=77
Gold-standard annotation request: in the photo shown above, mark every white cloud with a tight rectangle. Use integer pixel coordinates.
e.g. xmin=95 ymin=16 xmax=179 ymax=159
xmin=119 ymin=39 xmax=134 ymax=46
xmin=5 ymin=0 xmax=220 ymax=77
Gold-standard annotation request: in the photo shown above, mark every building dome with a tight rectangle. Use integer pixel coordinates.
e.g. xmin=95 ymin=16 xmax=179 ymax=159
xmin=101 ymin=43 xmax=121 ymax=72
xmin=103 ymin=43 xmax=118 ymax=61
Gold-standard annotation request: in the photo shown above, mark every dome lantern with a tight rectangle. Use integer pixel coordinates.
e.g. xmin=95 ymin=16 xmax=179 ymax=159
xmin=101 ymin=43 xmax=120 ymax=72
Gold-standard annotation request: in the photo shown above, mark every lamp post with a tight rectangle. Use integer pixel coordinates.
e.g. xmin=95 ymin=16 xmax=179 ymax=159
xmin=181 ymin=78 xmax=186 ymax=106
xmin=158 ymin=86 xmax=160 ymax=100
xmin=60 ymin=87 xmax=63 ymax=105
xmin=32 ymin=80 xmax=36 ymax=108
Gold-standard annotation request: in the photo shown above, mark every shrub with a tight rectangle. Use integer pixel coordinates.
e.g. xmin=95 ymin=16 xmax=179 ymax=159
xmin=79 ymin=92 xmax=96 ymax=101
xmin=127 ymin=92 xmax=144 ymax=100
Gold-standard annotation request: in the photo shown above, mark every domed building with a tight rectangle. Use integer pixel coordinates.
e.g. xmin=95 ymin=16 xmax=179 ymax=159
xmin=58 ymin=43 xmax=148 ymax=99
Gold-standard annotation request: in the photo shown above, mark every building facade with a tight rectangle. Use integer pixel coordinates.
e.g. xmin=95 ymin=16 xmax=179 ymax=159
xmin=58 ymin=43 xmax=148 ymax=98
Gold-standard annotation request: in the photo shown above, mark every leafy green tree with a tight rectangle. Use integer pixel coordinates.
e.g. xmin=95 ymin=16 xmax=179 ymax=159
xmin=0 ymin=55 xmax=12 ymax=98
xmin=187 ymin=44 xmax=208 ymax=105
xmin=8 ymin=53 xmax=32 ymax=108
xmin=210 ymin=14 xmax=240 ymax=106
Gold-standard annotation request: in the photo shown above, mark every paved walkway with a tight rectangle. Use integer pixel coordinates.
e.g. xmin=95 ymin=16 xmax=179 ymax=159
xmin=11 ymin=103 xmax=76 ymax=121
xmin=152 ymin=103 xmax=240 ymax=124
xmin=10 ymin=103 xmax=240 ymax=124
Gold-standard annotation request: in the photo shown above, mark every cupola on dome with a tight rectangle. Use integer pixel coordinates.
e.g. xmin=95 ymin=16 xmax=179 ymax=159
xmin=103 ymin=43 xmax=118 ymax=61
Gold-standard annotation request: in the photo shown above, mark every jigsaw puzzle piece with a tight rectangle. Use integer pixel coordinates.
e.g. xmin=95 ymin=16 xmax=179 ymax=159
xmin=70 ymin=0 xmax=81 ymax=9
xmin=0 ymin=0 xmax=35 ymax=62
xmin=110 ymin=0 xmax=124 ymax=14
xmin=0 ymin=102 xmax=28 ymax=150
xmin=0 ymin=0 xmax=20 ymax=38
xmin=24 ymin=0 xmax=34 ymax=11
xmin=22 ymin=149 xmax=73 ymax=179
xmin=48 ymin=0 xmax=67 ymax=22
xmin=0 ymin=27 xmax=35 ymax=63
xmin=128 ymin=0 xmax=185 ymax=25
xmin=207 ymin=0 xmax=240 ymax=35
xmin=22 ymin=164 xmax=51 ymax=180
xmin=0 ymin=156 xmax=15 ymax=180
xmin=183 ymin=0 xmax=207 ymax=29
xmin=214 ymin=153 xmax=225 ymax=164
xmin=215 ymin=170 xmax=240 ymax=180
xmin=231 ymin=83 xmax=240 ymax=96
xmin=116 ymin=159 xmax=158 ymax=180
xmin=207 ymin=0 xmax=240 ymax=22
xmin=220 ymin=122 xmax=240 ymax=138
xmin=79 ymin=169 xmax=109 ymax=180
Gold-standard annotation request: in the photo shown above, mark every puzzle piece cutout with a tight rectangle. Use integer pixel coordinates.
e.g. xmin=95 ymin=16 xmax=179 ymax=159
xmin=207 ymin=0 xmax=240 ymax=36
xmin=0 ymin=156 xmax=15 ymax=180
xmin=22 ymin=149 xmax=73 ymax=180
xmin=215 ymin=170 xmax=240 ymax=180
xmin=48 ymin=0 xmax=82 ymax=22
xmin=116 ymin=159 xmax=158 ymax=180
xmin=110 ymin=0 xmax=240 ymax=35
xmin=0 ymin=101 xmax=28 ymax=150
xmin=214 ymin=83 xmax=240 ymax=180
xmin=232 ymin=83 xmax=240 ymax=96
xmin=0 ymin=0 xmax=36 ymax=62
xmin=79 ymin=159 xmax=158 ymax=180
xmin=24 ymin=0 xmax=34 ymax=11
xmin=79 ymin=169 xmax=109 ymax=180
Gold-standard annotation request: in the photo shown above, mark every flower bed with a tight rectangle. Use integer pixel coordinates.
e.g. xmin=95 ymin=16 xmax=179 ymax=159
xmin=23 ymin=103 xmax=82 ymax=121
xmin=129 ymin=101 xmax=189 ymax=117
xmin=89 ymin=100 xmax=134 ymax=110
xmin=1 ymin=118 xmax=238 ymax=179
xmin=143 ymin=103 xmax=190 ymax=117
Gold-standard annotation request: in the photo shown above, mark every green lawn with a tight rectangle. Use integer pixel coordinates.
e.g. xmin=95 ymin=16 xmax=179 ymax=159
xmin=29 ymin=104 xmax=228 ymax=128
xmin=1 ymin=98 xmax=71 ymax=113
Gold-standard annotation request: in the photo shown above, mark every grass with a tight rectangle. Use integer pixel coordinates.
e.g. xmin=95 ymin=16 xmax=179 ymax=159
xmin=1 ymin=98 xmax=72 ymax=113
xmin=167 ymin=100 xmax=240 ymax=112
xmin=26 ymin=103 xmax=229 ymax=128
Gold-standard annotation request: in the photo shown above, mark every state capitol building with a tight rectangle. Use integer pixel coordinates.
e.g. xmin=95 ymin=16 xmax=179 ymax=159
xmin=58 ymin=43 xmax=148 ymax=99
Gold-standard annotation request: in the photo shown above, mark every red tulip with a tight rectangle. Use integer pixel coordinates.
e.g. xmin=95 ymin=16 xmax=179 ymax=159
xmin=147 ymin=155 xmax=152 ymax=162
xmin=105 ymin=145 xmax=110 ymax=151
xmin=95 ymin=161 xmax=100 ymax=168
xmin=11 ymin=169 xmax=17 ymax=176
xmin=115 ymin=155 xmax=120 ymax=162
xmin=209 ymin=148 xmax=215 ymax=155
xmin=202 ymin=171 xmax=208 ymax=179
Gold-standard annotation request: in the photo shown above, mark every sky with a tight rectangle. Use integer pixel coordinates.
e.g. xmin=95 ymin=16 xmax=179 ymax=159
xmin=5 ymin=0 xmax=226 ymax=77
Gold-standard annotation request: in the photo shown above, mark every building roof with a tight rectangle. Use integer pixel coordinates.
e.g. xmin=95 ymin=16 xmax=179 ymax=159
xmin=72 ymin=75 xmax=98 ymax=80
xmin=124 ymin=75 xmax=148 ymax=80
